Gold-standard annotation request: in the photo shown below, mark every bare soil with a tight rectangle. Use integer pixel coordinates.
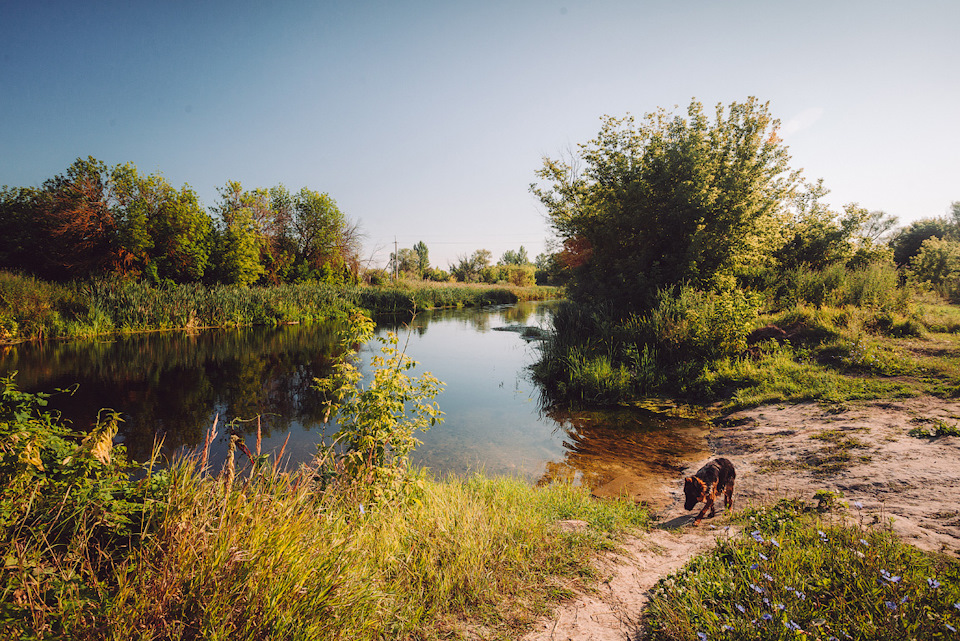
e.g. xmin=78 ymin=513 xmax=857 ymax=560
xmin=522 ymin=396 xmax=960 ymax=641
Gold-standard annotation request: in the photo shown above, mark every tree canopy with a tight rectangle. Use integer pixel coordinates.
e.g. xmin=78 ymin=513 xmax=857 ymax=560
xmin=531 ymin=98 xmax=800 ymax=311
xmin=0 ymin=157 xmax=361 ymax=286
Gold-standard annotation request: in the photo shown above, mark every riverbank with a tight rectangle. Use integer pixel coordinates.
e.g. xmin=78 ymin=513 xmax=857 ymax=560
xmin=522 ymin=396 xmax=960 ymax=639
xmin=0 ymin=271 xmax=559 ymax=344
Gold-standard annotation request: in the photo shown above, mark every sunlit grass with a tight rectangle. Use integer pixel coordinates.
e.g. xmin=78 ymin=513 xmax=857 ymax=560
xmin=646 ymin=500 xmax=960 ymax=640
xmin=4 ymin=459 xmax=647 ymax=641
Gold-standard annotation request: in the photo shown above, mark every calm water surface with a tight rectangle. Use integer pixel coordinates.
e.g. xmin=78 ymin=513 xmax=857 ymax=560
xmin=0 ymin=301 xmax=709 ymax=505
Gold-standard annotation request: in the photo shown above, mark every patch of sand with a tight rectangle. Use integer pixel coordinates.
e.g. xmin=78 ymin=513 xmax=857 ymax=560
xmin=522 ymin=397 xmax=960 ymax=640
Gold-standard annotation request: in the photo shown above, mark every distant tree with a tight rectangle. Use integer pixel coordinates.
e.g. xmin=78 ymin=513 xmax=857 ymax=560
xmin=910 ymin=236 xmax=960 ymax=300
xmin=860 ymin=210 xmax=899 ymax=245
xmin=389 ymin=247 xmax=419 ymax=276
xmin=774 ymin=182 xmax=873 ymax=270
xmin=0 ymin=186 xmax=49 ymax=276
xmin=413 ymin=241 xmax=430 ymax=275
xmin=531 ymin=98 xmax=798 ymax=311
xmin=450 ymin=249 xmax=491 ymax=282
xmin=109 ymin=163 xmax=213 ymax=282
xmin=43 ymin=157 xmax=133 ymax=278
xmin=293 ymin=188 xmax=348 ymax=277
xmin=889 ymin=217 xmax=954 ymax=267
xmin=500 ymin=246 xmax=530 ymax=265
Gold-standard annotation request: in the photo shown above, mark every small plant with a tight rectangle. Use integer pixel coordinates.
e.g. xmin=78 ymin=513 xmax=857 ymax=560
xmin=908 ymin=418 xmax=960 ymax=439
xmin=315 ymin=313 xmax=445 ymax=502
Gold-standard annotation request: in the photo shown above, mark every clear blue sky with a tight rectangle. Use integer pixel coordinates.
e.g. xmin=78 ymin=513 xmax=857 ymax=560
xmin=2 ymin=0 xmax=957 ymax=268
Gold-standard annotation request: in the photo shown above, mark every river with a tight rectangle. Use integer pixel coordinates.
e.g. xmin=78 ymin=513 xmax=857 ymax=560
xmin=0 ymin=300 xmax=709 ymax=507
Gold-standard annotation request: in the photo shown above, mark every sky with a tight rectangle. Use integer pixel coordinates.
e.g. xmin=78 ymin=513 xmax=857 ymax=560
xmin=1 ymin=0 xmax=958 ymax=269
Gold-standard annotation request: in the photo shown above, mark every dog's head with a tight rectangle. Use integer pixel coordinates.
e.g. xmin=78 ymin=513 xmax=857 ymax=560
xmin=683 ymin=476 xmax=706 ymax=511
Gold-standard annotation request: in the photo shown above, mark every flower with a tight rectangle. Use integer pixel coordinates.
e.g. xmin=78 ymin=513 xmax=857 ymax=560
xmin=859 ymin=538 xmax=869 ymax=546
xmin=759 ymin=553 xmax=769 ymax=561
xmin=786 ymin=620 xmax=803 ymax=632
xmin=854 ymin=501 xmax=863 ymax=509
xmin=763 ymin=573 xmax=774 ymax=582
xmin=927 ymin=577 xmax=941 ymax=589
xmin=762 ymin=613 xmax=773 ymax=621
xmin=885 ymin=601 xmax=897 ymax=611
xmin=770 ymin=538 xmax=780 ymax=548
xmin=750 ymin=563 xmax=759 ymax=570
xmin=722 ymin=624 xmax=733 ymax=631
xmin=947 ymin=624 xmax=957 ymax=633
xmin=775 ymin=603 xmax=785 ymax=610
xmin=880 ymin=569 xmax=901 ymax=583
xmin=751 ymin=530 xmax=764 ymax=542
xmin=697 ymin=632 xmax=708 ymax=641
xmin=736 ymin=603 xmax=746 ymax=614
xmin=751 ymin=583 xmax=764 ymax=594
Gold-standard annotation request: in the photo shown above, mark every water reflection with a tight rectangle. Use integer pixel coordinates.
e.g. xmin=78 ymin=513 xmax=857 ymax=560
xmin=0 ymin=300 xmax=710 ymax=505
xmin=539 ymin=407 xmax=710 ymax=508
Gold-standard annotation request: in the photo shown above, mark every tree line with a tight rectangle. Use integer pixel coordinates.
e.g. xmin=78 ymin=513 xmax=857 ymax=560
xmin=0 ymin=157 xmax=362 ymax=286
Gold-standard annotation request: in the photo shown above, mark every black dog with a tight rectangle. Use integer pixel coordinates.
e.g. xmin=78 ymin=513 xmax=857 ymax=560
xmin=683 ymin=458 xmax=736 ymax=525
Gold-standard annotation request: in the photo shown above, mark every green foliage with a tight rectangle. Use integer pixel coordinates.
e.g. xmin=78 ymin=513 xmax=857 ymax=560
xmin=0 ymin=375 xmax=165 ymax=637
xmin=0 ymin=272 xmax=357 ymax=341
xmin=449 ymin=249 xmax=492 ymax=283
xmin=646 ymin=499 xmax=960 ymax=640
xmin=910 ymin=236 xmax=960 ymax=301
xmin=316 ymin=315 xmax=444 ymax=501
xmin=891 ymin=217 xmax=956 ymax=267
xmin=532 ymin=97 xmax=798 ymax=312
xmin=500 ymin=246 xmax=530 ymax=266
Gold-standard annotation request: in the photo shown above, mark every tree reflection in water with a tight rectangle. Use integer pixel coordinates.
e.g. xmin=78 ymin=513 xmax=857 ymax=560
xmin=538 ymin=406 xmax=710 ymax=509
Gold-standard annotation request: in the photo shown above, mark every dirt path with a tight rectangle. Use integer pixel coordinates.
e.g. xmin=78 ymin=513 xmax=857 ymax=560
xmin=523 ymin=397 xmax=960 ymax=641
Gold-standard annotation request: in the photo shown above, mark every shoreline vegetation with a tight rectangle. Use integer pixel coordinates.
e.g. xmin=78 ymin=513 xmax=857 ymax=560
xmin=0 ymin=270 xmax=560 ymax=345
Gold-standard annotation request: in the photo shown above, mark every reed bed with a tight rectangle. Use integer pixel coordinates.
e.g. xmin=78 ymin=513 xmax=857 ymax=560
xmin=0 ymin=271 xmax=559 ymax=343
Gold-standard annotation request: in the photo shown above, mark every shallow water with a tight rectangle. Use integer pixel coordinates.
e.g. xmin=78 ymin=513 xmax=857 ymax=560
xmin=1 ymin=300 xmax=709 ymax=503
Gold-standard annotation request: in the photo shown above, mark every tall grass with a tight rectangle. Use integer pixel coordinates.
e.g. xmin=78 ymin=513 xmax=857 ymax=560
xmin=0 ymin=271 xmax=560 ymax=343
xmin=355 ymin=280 xmax=560 ymax=316
xmin=5 ymin=457 xmax=648 ymax=640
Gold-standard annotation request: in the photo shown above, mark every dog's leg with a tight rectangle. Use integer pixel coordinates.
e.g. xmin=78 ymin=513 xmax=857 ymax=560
xmin=694 ymin=496 xmax=714 ymax=525
xmin=725 ymin=479 xmax=735 ymax=510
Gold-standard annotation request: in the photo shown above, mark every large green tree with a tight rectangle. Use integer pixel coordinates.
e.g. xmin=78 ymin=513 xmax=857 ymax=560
xmin=531 ymin=98 xmax=799 ymax=311
xmin=109 ymin=163 xmax=213 ymax=282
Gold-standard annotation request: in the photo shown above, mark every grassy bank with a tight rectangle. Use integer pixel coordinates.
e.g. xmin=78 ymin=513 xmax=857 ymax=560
xmin=0 ymin=271 xmax=560 ymax=343
xmin=645 ymin=498 xmax=960 ymax=639
xmin=532 ymin=263 xmax=960 ymax=410
xmin=0 ymin=410 xmax=646 ymax=638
